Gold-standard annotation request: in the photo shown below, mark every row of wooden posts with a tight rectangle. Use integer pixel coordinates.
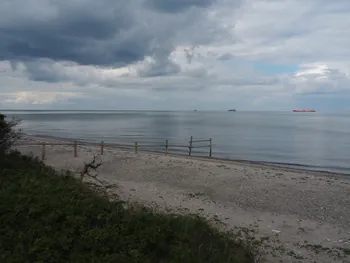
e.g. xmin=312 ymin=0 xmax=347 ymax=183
xmin=40 ymin=136 xmax=212 ymax=161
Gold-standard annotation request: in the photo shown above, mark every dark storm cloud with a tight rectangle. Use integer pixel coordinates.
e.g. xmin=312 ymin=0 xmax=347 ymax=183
xmin=145 ymin=0 xmax=215 ymax=13
xmin=21 ymin=60 xmax=69 ymax=83
xmin=0 ymin=0 xmax=220 ymax=68
xmin=0 ymin=1 xmax=143 ymax=66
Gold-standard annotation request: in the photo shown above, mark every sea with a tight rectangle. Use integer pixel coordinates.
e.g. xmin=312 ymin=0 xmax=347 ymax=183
xmin=3 ymin=110 xmax=350 ymax=174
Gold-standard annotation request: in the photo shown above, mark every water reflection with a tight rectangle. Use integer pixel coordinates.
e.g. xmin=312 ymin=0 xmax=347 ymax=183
xmin=4 ymin=111 xmax=350 ymax=174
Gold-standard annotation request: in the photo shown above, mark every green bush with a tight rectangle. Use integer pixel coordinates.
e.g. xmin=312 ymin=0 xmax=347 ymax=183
xmin=0 ymin=113 xmax=21 ymax=156
xmin=0 ymin=152 xmax=253 ymax=263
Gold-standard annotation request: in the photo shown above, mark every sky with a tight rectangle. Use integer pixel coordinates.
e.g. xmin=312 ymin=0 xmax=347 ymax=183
xmin=1 ymin=0 xmax=350 ymax=111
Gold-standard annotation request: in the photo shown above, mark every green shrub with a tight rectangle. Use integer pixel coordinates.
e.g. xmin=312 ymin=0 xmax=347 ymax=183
xmin=0 ymin=152 xmax=253 ymax=263
xmin=0 ymin=113 xmax=21 ymax=156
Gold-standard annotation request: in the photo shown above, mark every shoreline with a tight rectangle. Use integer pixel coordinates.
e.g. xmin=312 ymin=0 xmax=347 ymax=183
xmin=21 ymin=134 xmax=350 ymax=177
xmin=15 ymin=135 xmax=350 ymax=263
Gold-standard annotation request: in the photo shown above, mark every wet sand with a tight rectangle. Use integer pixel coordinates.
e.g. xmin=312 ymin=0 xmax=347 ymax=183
xmin=15 ymin=136 xmax=350 ymax=263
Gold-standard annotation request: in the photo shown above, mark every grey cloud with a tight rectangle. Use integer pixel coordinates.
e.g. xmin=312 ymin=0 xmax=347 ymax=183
xmin=137 ymin=57 xmax=181 ymax=77
xmin=22 ymin=60 xmax=70 ymax=83
xmin=145 ymin=0 xmax=215 ymax=13
xmin=184 ymin=46 xmax=198 ymax=64
xmin=152 ymin=84 xmax=206 ymax=92
xmin=294 ymin=67 xmax=350 ymax=94
xmin=0 ymin=0 xmax=241 ymax=86
xmin=232 ymin=0 xmax=350 ymax=65
xmin=20 ymin=60 xmax=132 ymax=88
xmin=21 ymin=58 xmax=282 ymax=91
xmin=0 ymin=0 xmax=226 ymax=69
xmin=0 ymin=1 xmax=139 ymax=66
xmin=185 ymin=68 xmax=208 ymax=78
xmin=218 ymin=53 xmax=234 ymax=61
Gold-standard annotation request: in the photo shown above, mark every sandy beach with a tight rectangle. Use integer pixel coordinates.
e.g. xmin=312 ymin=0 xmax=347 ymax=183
xmin=15 ymin=136 xmax=350 ymax=263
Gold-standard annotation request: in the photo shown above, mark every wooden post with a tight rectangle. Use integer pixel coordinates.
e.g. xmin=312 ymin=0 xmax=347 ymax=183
xmin=189 ymin=136 xmax=193 ymax=156
xmin=100 ymin=141 xmax=104 ymax=155
xmin=209 ymin=138 xmax=212 ymax=158
xmin=41 ymin=143 xmax=46 ymax=161
xmin=165 ymin=139 xmax=168 ymax=154
xmin=135 ymin=142 xmax=138 ymax=154
xmin=74 ymin=141 xmax=78 ymax=157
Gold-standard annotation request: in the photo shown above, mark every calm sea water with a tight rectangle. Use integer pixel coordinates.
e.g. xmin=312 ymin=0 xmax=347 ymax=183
xmin=3 ymin=110 xmax=350 ymax=174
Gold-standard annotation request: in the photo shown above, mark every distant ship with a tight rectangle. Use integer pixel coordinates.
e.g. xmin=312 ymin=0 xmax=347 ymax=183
xmin=228 ymin=109 xmax=236 ymax=112
xmin=293 ymin=109 xmax=316 ymax=112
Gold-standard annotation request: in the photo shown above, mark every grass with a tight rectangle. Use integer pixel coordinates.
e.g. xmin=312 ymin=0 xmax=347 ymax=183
xmin=0 ymin=152 xmax=254 ymax=263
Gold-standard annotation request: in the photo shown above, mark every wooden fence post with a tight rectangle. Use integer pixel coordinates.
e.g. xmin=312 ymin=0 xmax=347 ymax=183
xmin=41 ymin=143 xmax=46 ymax=161
xmin=100 ymin=141 xmax=104 ymax=155
xmin=165 ymin=139 xmax=168 ymax=154
xmin=209 ymin=138 xmax=212 ymax=158
xmin=74 ymin=141 xmax=78 ymax=157
xmin=189 ymin=136 xmax=193 ymax=156
xmin=135 ymin=142 xmax=138 ymax=154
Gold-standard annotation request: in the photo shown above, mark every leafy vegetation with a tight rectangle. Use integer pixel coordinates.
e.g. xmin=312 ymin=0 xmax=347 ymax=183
xmin=0 ymin=113 xmax=21 ymax=156
xmin=0 ymin=152 xmax=254 ymax=263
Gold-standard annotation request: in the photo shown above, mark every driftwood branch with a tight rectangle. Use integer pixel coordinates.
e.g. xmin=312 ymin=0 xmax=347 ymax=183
xmin=79 ymin=153 xmax=119 ymax=200
xmin=80 ymin=154 xmax=103 ymax=183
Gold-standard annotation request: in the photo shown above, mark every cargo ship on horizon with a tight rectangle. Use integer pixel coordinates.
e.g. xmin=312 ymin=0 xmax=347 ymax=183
xmin=293 ymin=109 xmax=316 ymax=112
